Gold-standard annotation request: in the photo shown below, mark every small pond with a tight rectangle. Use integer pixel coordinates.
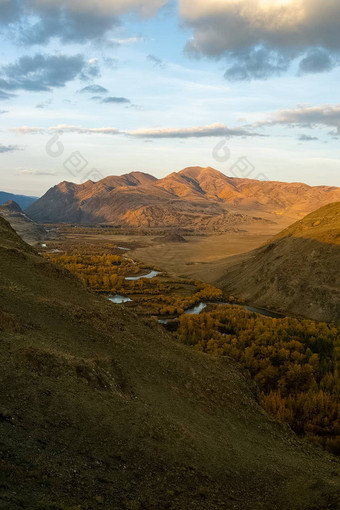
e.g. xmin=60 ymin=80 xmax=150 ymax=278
xmin=109 ymin=295 xmax=133 ymax=304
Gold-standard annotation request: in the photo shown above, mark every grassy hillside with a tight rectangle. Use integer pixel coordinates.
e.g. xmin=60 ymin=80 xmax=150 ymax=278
xmin=274 ymin=201 xmax=340 ymax=245
xmin=0 ymin=216 xmax=339 ymax=509
xmin=218 ymin=203 xmax=340 ymax=323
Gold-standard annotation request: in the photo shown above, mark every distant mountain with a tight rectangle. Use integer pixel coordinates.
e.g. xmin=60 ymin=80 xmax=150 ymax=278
xmin=0 ymin=191 xmax=38 ymax=210
xmin=177 ymin=167 xmax=340 ymax=219
xmin=218 ymin=202 xmax=340 ymax=323
xmin=26 ymin=167 xmax=340 ymax=230
xmin=0 ymin=200 xmax=47 ymax=244
xmin=0 ymin=215 xmax=339 ymax=509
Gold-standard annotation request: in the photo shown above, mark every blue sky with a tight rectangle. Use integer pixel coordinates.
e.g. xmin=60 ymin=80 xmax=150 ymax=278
xmin=0 ymin=0 xmax=339 ymax=196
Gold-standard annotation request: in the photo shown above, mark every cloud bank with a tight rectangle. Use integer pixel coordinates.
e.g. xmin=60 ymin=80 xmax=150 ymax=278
xmin=256 ymin=105 xmax=340 ymax=134
xmin=0 ymin=54 xmax=99 ymax=92
xmin=128 ymin=123 xmax=259 ymax=138
xmin=11 ymin=125 xmax=121 ymax=135
xmin=0 ymin=0 xmax=167 ymax=44
xmin=180 ymin=0 xmax=340 ymax=80
xmin=0 ymin=90 xmax=15 ymax=100
xmin=11 ymin=122 xmax=260 ymax=138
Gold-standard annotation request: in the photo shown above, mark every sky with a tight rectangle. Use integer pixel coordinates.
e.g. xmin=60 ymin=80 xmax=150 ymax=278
xmin=0 ymin=0 xmax=339 ymax=196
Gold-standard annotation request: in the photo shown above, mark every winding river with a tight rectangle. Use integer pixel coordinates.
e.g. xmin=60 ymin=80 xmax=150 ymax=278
xmin=243 ymin=305 xmax=284 ymax=319
xmin=125 ymin=270 xmax=161 ymax=281
xmin=108 ymin=264 xmax=284 ymax=322
xmin=185 ymin=302 xmax=207 ymax=315
xmin=158 ymin=301 xmax=284 ymax=325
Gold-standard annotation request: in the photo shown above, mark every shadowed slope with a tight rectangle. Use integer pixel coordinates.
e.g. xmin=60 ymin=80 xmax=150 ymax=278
xmin=0 ymin=217 xmax=339 ymax=509
xmin=0 ymin=200 xmax=47 ymax=244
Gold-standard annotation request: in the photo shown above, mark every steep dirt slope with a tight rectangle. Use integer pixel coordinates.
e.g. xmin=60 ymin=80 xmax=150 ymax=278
xmin=0 ymin=216 xmax=339 ymax=509
xmin=218 ymin=202 xmax=340 ymax=323
xmin=0 ymin=200 xmax=47 ymax=244
xmin=26 ymin=167 xmax=340 ymax=229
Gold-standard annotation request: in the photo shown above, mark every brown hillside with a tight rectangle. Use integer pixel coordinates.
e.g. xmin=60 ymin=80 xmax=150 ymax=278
xmin=0 ymin=216 xmax=339 ymax=509
xmin=218 ymin=202 xmax=340 ymax=323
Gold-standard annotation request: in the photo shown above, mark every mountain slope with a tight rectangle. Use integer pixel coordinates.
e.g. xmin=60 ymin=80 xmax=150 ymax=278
xmin=26 ymin=167 xmax=340 ymax=229
xmin=0 ymin=216 xmax=339 ymax=509
xmin=231 ymin=178 xmax=340 ymax=218
xmin=26 ymin=170 xmax=269 ymax=230
xmin=218 ymin=202 xmax=340 ymax=323
xmin=0 ymin=191 xmax=38 ymax=210
xmin=0 ymin=200 xmax=47 ymax=244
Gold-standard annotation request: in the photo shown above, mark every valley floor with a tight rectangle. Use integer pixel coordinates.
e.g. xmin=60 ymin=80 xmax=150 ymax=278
xmin=38 ymin=224 xmax=340 ymax=458
xmin=59 ymin=220 xmax=290 ymax=283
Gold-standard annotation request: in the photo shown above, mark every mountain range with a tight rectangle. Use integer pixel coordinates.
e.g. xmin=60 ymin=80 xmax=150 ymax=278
xmin=0 ymin=191 xmax=38 ymax=210
xmin=26 ymin=167 xmax=340 ymax=230
xmin=218 ymin=202 xmax=340 ymax=323
xmin=0 ymin=215 xmax=339 ymax=509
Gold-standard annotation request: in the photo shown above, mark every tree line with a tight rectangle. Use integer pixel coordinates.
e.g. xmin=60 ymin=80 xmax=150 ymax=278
xmin=44 ymin=250 xmax=223 ymax=316
xmin=177 ymin=307 xmax=340 ymax=455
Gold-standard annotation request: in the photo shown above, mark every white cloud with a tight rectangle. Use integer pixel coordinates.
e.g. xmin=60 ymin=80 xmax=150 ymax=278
xmin=0 ymin=53 xmax=98 ymax=92
xmin=180 ymin=0 xmax=340 ymax=79
xmin=11 ymin=123 xmax=261 ymax=139
xmin=11 ymin=125 xmax=121 ymax=135
xmin=33 ymin=0 xmax=166 ymax=18
xmin=128 ymin=123 xmax=259 ymax=138
xmin=0 ymin=0 xmax=167 ymax=44
xmin=256 ymin=104 xmax=340 ymax=134
xmin=19 ymin=169 xmax=56 ymax=176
